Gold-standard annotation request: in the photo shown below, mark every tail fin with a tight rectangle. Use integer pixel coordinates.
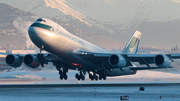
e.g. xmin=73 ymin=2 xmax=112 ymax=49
xmin=122 ymin=30 xmax=141 ymax=54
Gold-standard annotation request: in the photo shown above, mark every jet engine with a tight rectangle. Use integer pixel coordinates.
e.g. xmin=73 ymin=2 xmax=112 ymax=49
xmin=24 ymin=54 xmax=40 ymax=68
xmin=154 ymin=54 xmax=171 ymax=68
xmin=108 ymin=54 xmax=126 ymax=68
xmin=5 ymin=54 xmax=22 ymax=68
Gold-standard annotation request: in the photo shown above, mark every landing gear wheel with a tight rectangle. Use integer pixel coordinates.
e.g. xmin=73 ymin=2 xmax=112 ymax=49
xmin=91 ymin=76 xmax=94 ymax=81
xmin=37 ymin=53 xmax=44 ymax=59
xmin=82 ymin=75 xmax=85 ymax=81
xmin=77 ymin=76 xmax=81 ymax=81
xmin=60 ymin=75 xmax=63 ymax=80
xmin=64 ymin=75 xmax=67 ymax=80
xmin=103 ymin=75 xmax=106 ymax=80
xmin=95 ymin=75 xmax=98 ymax=81
xmin=99 ymin=75 xmax=102 ymax=80
xmin=89 ymin=74 xmax=92 ymax=79
xmin=75 ymin=73 xmax=79 ymax=79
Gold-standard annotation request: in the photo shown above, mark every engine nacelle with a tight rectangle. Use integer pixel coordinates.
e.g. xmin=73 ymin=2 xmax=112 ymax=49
xmin=5 ymin=54 xmax=22 ymax=68
xmin=24 ymin=54 xmax=40 ymax=68
xmin=108 ymin=54 xmax=126 ymax=68
xmin=154 ymin=54 xmax=171 ymax=68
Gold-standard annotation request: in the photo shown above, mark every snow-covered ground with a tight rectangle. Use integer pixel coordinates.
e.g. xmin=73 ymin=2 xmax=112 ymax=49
xmin=1 ymin=65 xmax=180 ymax=100
xmin=1 ymin=69 xmax=180 ymax=84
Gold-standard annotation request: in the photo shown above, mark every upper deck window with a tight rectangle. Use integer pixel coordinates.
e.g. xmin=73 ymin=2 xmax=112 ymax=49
xmin=36 ymin=18 xmax=46 ymax=22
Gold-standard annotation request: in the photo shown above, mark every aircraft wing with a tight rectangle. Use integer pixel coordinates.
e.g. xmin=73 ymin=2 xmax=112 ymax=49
xmin=123 ymin=54 xmax=180 ymax=65
xmin=0 ymin=52 xmax=79 ymax=71
xmin=78 ymin=52 xmax=180 ymax=68
xmin=0 ymin=52 xmax=58 ymax=60
xmin=78 ymin=53 xmax=111 ymax=63
xmin=0 ymin=52 xmax=9 ymax=55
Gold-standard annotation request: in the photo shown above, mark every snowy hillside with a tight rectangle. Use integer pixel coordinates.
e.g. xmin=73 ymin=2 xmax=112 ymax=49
xmin=64 ymin=0 xmax=180 ymax=26
xmin=0 ymin=0 xmax=180 ymax=48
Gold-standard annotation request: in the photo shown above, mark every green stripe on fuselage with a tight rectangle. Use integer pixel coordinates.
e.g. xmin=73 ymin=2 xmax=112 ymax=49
xmin=31 ymin=23 xmax=53 ymax=31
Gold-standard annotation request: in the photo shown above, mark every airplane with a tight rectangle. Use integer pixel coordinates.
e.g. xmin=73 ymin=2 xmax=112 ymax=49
xmin=1 ymin=17 xmax=180 ymax=81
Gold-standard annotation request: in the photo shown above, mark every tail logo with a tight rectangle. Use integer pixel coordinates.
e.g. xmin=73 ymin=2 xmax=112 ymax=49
xmin=122 ymin=31 xmax=141 ymax=54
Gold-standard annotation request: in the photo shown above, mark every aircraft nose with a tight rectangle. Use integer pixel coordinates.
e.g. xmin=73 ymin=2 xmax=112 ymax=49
xmin=28 ymin=22 xmax=56 ymax=48
xmin=28 ymin=24 xmax=39 ymax=36
xmin=28 ymin=24 xmax=46 ymax=48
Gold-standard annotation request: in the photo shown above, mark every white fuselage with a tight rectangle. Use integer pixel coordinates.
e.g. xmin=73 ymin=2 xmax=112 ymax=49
xmin=28 ymin=18 xmax=136 ymax=76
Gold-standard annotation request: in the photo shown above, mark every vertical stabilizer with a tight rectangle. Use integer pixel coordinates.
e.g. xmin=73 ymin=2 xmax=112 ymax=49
xmin=122 ymin=31 xmax=141 ymax=54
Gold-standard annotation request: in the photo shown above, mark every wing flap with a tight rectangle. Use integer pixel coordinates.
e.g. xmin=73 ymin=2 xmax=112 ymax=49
xmin=123 ymin=54 xmax=156 ymax=65
xmin=0 ymin=52 xmax=9 ymax=55
xmin=167 ymin=54 xmax=180 ymax=59
xmin=130 ymin=66 xmax=172 ymax=70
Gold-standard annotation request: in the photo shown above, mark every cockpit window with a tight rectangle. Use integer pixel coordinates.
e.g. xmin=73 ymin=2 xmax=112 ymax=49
xmin=36 ymin=18 xmax=46 ymax=22
xmin=30 ymin=23 xmax=53 ymax=32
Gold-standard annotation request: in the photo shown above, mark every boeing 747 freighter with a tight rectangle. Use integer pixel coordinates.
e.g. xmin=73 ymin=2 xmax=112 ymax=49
xmin=1 ymin=18 xmax=180 ymax=81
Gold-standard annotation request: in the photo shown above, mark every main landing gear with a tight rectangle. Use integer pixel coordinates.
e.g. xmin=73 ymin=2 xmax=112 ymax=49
xmin=89 ymin=73 xmax=98 ymax=81
xmin=89 ymin=71 xmax=106 ymax=81
xmin=59 ymin=69 xmax=68 ymax=80
xmin=75 ymin=71 xmax=85 ymax=81
xmin=98 ymin=70 xmax=106 ymax=80
xmin=54 ymin=60 xmax=68 ymax=80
